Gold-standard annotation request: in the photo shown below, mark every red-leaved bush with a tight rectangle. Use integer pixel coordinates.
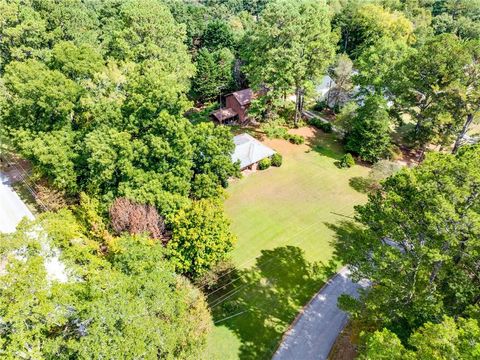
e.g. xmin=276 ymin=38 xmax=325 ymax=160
xmin=109 ymin=197 xmax=165 ymax=240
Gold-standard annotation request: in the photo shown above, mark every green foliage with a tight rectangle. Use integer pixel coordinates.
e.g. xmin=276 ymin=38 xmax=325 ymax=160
xmin=286 ymin=134 xmax=305 ymax=145
xmin=0 ymin=212 xmax=212 ymax=359
xmin=192 ymin=47 xmax=235 ymax=102
xmin=345 ymin=95 xmax=392 ymax=163
xmin=261 ymin=121 xmax=288 ymax=139
xmin=361 ymin=315 xmax=480 ymax=360
xmin=389 ymin=34 xmax=480 ymax=148
xmin=14 ymin=129 xmax=78 ymax=193
xmin=3 ymin=60 xmax=81 ymax=131
xmin=168 ymin=199 xmax=236 ymax=278
xmin=336 ymin=146 xmax=480 ymax=339
xmin=202 ymin=20 xmax=236 ymax=51
xmin=339 ymin=153 xmax=355 ymax=168
xmin=50 ymin=41 xmax=104 ymax=79
xmin=308 ymin=117 xmax=333 ymax=133
xmin=242 ymin=0 xmax=336 ymax=124
xmin=271 ymin=153 xmax=283 ymax=167
xmin=258 ymin=157 xmax=271 ymax=170
xmin=334 ymin=2 xmax=414 ymax=57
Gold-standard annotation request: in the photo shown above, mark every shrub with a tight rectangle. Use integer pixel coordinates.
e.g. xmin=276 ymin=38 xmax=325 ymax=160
xmin=286 ymin=134 xmax=305 ymax=144
xmin=271 ymin=153 xmax=283 ymax=167
xmin=258 ymin=157 xmax=271 ymax=170
xmin=260 ymin=119 xmax=288 ymax=139
xmin=339 ymin=153 xmax=355 ymax=168
xmin=313 ymin=100 xmax=327 ymax=111
xmin=308 ymin=117 xmax=333 ymax=133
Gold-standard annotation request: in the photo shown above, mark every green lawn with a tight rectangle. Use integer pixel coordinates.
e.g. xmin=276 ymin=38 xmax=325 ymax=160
xmin=204 ymin=127 xmax=369 ymax=360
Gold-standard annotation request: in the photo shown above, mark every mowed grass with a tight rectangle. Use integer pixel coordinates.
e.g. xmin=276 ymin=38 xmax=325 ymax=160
xmin=204 ymin=127 xmax=369 ymax=360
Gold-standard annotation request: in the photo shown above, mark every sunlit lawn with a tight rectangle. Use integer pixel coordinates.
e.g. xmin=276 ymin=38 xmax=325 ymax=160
xmin=204 ymin=127 xmax=369 ymax=360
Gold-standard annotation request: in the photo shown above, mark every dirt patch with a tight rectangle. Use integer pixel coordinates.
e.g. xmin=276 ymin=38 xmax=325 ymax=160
xmin=328 ymin=321 xmax=360 ymax=360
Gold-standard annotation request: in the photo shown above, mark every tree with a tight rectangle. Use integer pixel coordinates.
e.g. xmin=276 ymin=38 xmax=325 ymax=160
xmin=192 ymin=47 xmax=235 ymax=102
xmin=345 ymin=95 xmax=392 ymax=163
xmin=336 ymin=146 xmax=480 ymax=339
xmin=354 ymin=36 xmax=414 ymax=96
xmin=390 ymin=34 xmax=480 ymax=150
xmin=327 ymin=53 xmax=354 ymax=109
xmin=50 ymin=41 xmax=104 ymax=80
xmin=243 ymin=0 xmax=336 ymax=126
xmin=0 ymin=211 xmax=212 ymax=359
xmin=190 ymin=122 xmax=239 ymax=191
xmin=0 ymin=1 xmax=49 ymax=71
xmin=2 ymin=60 xmax=81 ymax=131
xmin=109 ymin=197 xmax=165 ymax=240
xmin=201 ymin=19 xmax=236 ymax=51
xmin=361 ymin=315 xmax=480 ymax=359
xmin=14 ymin=129 xmax=78 ymax=193
xmin=168 ymin=199 xmax=236 ymax=278
xmin=333 ymin=2 xmax=414 ymax=57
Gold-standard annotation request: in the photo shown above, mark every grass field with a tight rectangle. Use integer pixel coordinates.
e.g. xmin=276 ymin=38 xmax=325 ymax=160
xmin=204 ymin=126 xmax=369 ymax=360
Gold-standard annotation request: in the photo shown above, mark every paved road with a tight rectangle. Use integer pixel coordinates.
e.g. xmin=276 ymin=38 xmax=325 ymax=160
xmin=0 ymin=171 xmax=34 ymax=233
xmin=273 ymin=268 xmax=369 ymax=360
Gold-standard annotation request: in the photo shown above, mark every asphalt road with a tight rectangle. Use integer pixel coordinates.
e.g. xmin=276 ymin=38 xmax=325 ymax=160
xmin=273 ymin=268 xmax=369 ymax=360
xmin=0 ymin=171 xmax=34 ymax=233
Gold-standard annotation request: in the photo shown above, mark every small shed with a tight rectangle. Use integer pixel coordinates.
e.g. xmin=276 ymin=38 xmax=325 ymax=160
xmin=232 ymin=133 xmax=275 ymax=170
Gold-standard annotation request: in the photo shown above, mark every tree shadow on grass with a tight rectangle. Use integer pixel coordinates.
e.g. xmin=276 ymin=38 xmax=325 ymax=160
xmin=208 ymin=246 xmax=337 ymax=360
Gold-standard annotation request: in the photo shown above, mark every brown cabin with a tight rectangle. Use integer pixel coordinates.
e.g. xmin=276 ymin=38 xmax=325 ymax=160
xmin=212 ymin=88 xmax=253 ymax=124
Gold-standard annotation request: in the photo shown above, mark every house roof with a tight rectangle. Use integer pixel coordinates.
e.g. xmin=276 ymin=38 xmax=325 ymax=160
xmin=212 ymin=108 xmax=237 ymax=122
xmin=232 ymin=133 xmax=275 ymax=169
xmin=231 ymin=89 xmax=254 ymax=106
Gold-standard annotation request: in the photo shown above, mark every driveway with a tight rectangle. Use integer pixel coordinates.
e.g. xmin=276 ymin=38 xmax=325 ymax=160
xmin=0 ymin=171 xmax=34 ymax=233
xmin=273 ymin=268 xmax=369 ymax=360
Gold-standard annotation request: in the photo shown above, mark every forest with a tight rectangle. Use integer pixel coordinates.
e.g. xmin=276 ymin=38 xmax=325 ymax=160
xmin=0 ymin=0 xmax=479 ymax=359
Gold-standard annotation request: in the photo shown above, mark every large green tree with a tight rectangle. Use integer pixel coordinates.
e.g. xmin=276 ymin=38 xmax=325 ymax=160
xmin=168 ymin=199 xmax=236 ymax=278
xmin=345 ymin=95 xmax=392 ymax=163
xmin=390 ymin=34 xmax=480 ymax=150
xmin=336 ymin=145 xmax=480 ymax=339
xmin=242 ymin=0 xmax=336 ymax=125
xmin=0 ymin=211 xmax=212 ymax=359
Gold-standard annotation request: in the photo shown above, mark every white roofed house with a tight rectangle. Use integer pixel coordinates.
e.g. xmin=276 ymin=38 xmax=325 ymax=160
xmin=232 ymin=133 xmax=276 ymax=171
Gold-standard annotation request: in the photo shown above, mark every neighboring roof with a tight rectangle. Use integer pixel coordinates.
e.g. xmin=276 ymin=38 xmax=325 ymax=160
xmin=230 ymin=88 xmax=254 ymax=106
xmin=315 ymin=75 xmax=335 ymax=98
xmin=232 ymin=133 xmax=275 ymax=169
xmin=212 ymin=108 xmax=237 ymax=122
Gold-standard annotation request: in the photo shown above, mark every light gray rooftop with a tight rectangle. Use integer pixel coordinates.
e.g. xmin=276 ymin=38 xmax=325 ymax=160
xmin=232 ymin=133 xmax=275 ymax=169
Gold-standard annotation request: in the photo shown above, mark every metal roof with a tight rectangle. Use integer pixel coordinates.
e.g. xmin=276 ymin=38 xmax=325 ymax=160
xmin=232 ymin=133 xmax=275 ymax=169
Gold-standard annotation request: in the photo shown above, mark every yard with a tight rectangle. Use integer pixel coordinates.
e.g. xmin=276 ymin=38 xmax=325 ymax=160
xmin=204 ymin=126 xmax=369 ymax=359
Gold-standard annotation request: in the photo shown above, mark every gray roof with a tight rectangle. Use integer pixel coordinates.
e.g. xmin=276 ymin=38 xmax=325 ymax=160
xmin=232 ymin=133 xmax=275 ymax=169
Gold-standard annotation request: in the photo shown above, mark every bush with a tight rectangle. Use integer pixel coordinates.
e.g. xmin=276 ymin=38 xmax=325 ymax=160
xmin=260 ymin=118 xmax=288 ymax=139
xmin=313 ymin=100 xmax=327 ymax=111
xmin=339 ymin=153 xmax=355 ymax=168
xmin=308 ymin=117 xmax=333 ymax=133
xmin=258 ymin=157 xmax=271 ymax=170
xmin=286 ymin=134 xmax=305 ymax=144
xmin=271 ymin=153 xmax=283 ymax=167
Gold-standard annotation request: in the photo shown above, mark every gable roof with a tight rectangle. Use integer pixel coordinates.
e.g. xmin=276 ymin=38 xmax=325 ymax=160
xmin=231 ymin=89 xmax=254 ymax=106
xmin=232 ymin=133 xmax=275 ymax=169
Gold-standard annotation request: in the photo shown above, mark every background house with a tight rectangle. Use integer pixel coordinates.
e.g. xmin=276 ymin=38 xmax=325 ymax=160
xmin=212 ymin=88 xmax=253 ymax=124
xmin=232 ymin=133 xmax=275 ymax=171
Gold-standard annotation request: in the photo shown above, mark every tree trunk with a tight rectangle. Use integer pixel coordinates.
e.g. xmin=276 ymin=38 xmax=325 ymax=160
xmin=294 ymin=87 xmax=300 ymax=127
xmin=452 ymin=113 xmax=474 ymax=154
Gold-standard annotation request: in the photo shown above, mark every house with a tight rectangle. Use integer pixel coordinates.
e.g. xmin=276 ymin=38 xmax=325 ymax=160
xmin=212 ymin=88 xmax=254 ymax=124
xmin=232 ymin=133 xmax=276 ymax=171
